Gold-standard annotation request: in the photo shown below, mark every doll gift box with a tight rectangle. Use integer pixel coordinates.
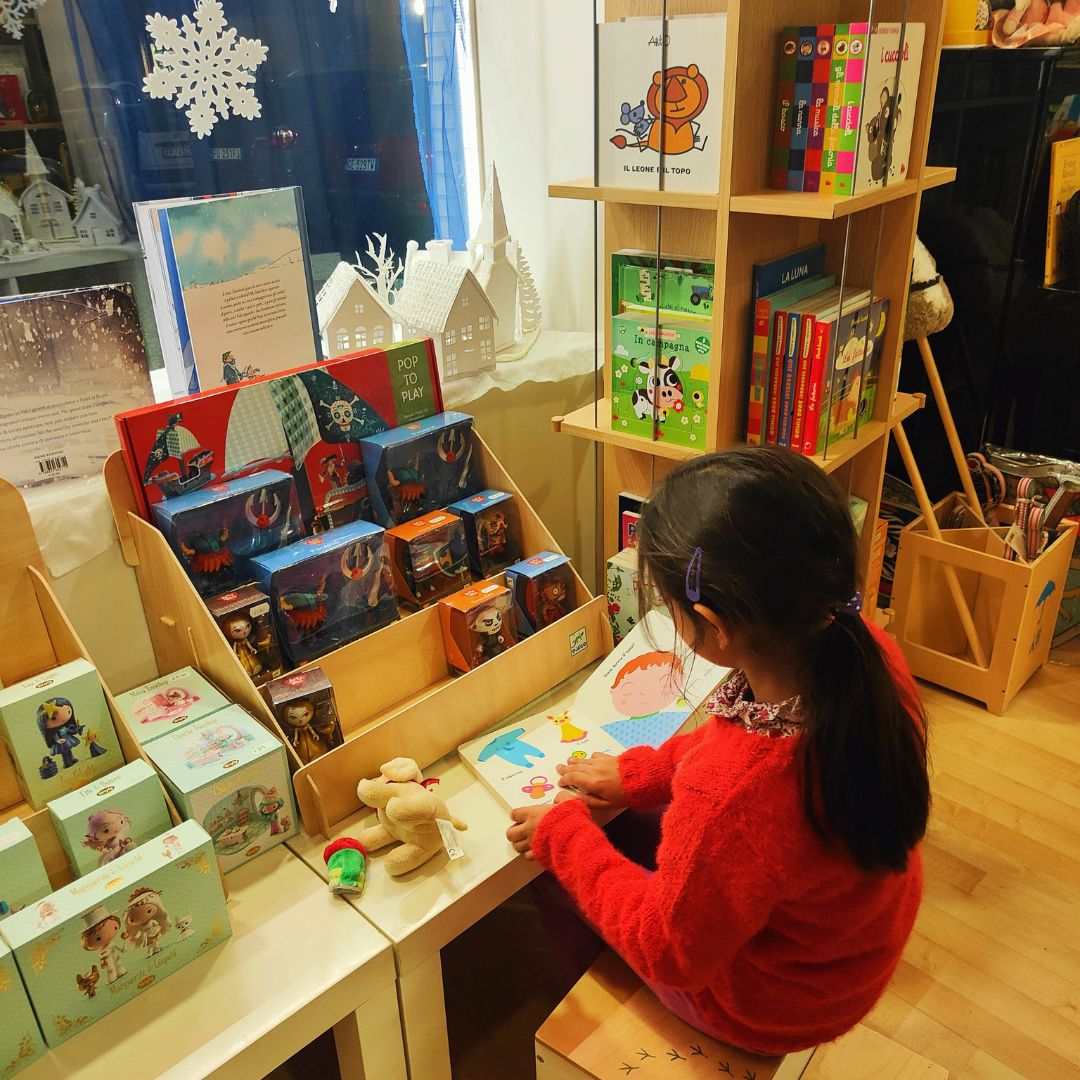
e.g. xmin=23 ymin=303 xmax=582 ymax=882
xmin=262 ymin=667 xmax=343 ymax=765
xmin=0 ymin=817 xmax=50 ymax=921
xmin=251 ymin=520 xmax=399 ymax=667
xmin=0 ymin=937 xmax=46 ymax=1075
xmin=0 ymin=658 xmax=121 ymax=810
xmin=505 ymin=552 xmax=578 ymax=638
xmin=386 ymin=511 xmax=472 ymax=610
xmin=112 ymin=666 xmax=232 ymax=747
xmin=447 ymin=489 xmax=523 ymax=579
xmin=151 ymin=469 xmax=300 ymax=599
xmin=360 ymin=411 xmax=483 ymax=526
xmin=439 ymin=580 xmax=518 ymax=674
xmin=205 ymin=586 xmax=285 ymax=687
xmin=143 ymin=705 xmax=298 ymax=873
xmin=0 ymin=819 xmax=231 ymax=1048
xmin=47 ymin=759 xmax=172 ymax=879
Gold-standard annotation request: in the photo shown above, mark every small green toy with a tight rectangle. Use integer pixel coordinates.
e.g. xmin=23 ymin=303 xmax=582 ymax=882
xmin=323 ymin=837 xmax=367 ymax=896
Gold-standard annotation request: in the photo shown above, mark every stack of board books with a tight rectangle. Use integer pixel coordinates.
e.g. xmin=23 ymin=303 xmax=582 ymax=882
xmin=772 ymin=22 xmax=924 ymax=195
xmin=745 ymin=243 xmax=889 ymax=456
xmin=609 ymin=250 xmax=714 ymax=450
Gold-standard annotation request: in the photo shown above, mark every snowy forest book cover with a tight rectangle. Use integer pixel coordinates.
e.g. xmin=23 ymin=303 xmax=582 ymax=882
xmin=0 ymin=284 xmax=153 ymax=488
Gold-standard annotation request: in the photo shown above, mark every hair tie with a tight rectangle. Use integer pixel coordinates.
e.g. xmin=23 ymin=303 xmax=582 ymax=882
xmin=685 ymin=547 xmax=702 ymax=603
xmin=833 ymin=592 xmax=863 ymax=618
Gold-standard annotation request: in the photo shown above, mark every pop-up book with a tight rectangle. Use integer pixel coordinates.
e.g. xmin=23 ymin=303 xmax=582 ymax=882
xmin=459 ymin=611 xmax=729 ymax=812
xmin=112 ymin=667 xmax=232 ymax=747
xmin=448 ymin=489 xmax=523 ymax=578
xmin=0 ymin=817 xmax=50 ymax=921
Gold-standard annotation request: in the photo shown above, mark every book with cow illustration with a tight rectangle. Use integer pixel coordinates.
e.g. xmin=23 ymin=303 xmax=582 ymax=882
xmin=459 ymin=610 xmax=729 ymax=814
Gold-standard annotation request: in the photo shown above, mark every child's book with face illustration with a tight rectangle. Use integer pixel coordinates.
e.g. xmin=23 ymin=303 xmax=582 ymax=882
xmin=458 ymin=610 xmax=730 ymax=813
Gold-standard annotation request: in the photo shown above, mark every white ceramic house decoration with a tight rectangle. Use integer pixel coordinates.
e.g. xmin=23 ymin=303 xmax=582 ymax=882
xmin=72 ymin=180 xmax=125 ymax=247
xmin=20 ymin=133 xmax=75 ymax=242
xmin=317 ymin=261 xmax=403 ymax=359
xmin=0 ymin=186 xmax=25 ymax=246
xmin=471 ymin=163 xmax=520 ymax=353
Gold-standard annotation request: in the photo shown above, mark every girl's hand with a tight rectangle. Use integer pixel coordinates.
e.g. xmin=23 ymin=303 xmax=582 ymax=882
xmin=506 ymin=792 xmax=575 ymax=860
xmin=556 ymin=753 xmax=629 ymax=810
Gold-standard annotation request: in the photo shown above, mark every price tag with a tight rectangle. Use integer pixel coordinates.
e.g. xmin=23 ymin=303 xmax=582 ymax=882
xmin=1003 ymin=523 xmax=1028 ymax=563
xmin=437 ymin=818 xmax=465 ymax=861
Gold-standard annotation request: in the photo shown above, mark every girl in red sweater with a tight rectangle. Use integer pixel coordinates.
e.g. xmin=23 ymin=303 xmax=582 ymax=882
xmin=507 ymin=447 xmax=930 ymax=1055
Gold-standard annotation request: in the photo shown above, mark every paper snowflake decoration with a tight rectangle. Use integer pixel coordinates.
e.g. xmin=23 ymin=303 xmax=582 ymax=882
xmin=143 ymin=0 xmax=268 ymax=139
xmin=0 ymin=0 xmax=48 ymax=40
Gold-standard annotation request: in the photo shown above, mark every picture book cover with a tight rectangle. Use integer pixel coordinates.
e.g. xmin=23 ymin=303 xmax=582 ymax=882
xmin=0 ymin=73 xmax=27 ymax=125
xmin=771 ymin=27 xmax=798 ymax=189
xmin=1046 ymin=135 xmax=1080 ymax=286
xmin=459 ymin=611 xmax=729 ymax=813
xmin=0 ymin=284 xmax=153 ymax=489
xmin=611 ymin=250 xmax=715 ymax=319
xmin=834 ymin=23 xmax=870 ymax=196
xmin=598 ymin=15 xmax=726 ymax=194
xmin=162 ymin=187 xmax=321 ymax=391
xmin=801 ymin=26 xmax=834 ymax=193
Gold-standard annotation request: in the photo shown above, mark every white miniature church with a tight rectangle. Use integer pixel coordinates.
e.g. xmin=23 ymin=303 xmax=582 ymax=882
xmin=317 ymin=261 xmax=403 ymax=359
xmin=20 ymin=133 xmax=74 ymax=242
xmin=72 ymin=180 xmax=125 ymax=247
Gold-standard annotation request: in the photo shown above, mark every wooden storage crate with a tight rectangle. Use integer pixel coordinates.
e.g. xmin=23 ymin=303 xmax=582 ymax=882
xmin=891 ymin=492 xmax=1077 ymax=714
xmin=104 ymin=434 xmax=611 ymax=838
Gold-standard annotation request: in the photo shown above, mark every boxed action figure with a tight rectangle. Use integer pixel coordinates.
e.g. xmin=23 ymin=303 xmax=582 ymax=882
xmin=2 ymin=819 xmax=231 ymax=1047
xmin=206 ymin=586 xmax=285 ymax=687
xmin=47 ymin=759 xmax=172 ymax=879
xmin=113 ymin=667 xmax=232 ymax=747
xmin=116 ymin=341 xmax=444 ymax=533
xmin=448 ymin=489 xmax=523 ymax=579
xmin=0 ymin=817 xmax=50 ymax=921
xmin=360 ymin=411 xmax=482 ymax=526
xmin=144 ymin=705 xmax=297 ymax=872
xmin=262 ymin=667 xmax=343 ymax=765
xmin=151 ymin=469 xmax=300 ymax=598
xmin=0 ymin=937 xmax=46 ymax=1075
xmin=251 ymin=520 xmax=398 ymax=667
xmin=439 ymin=580 xmax=517 ymax=674
xmin=0 ymin=660 xmax=121 ymax=810
xmin=505 ymin=552 xmax=578 ymax=638
xmin=386 ymin=511 xmax=471 ymax=610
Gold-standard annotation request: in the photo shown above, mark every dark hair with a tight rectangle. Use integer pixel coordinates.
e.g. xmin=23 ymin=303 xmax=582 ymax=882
xmin=637 ymin=446 xmax=929 ymax=874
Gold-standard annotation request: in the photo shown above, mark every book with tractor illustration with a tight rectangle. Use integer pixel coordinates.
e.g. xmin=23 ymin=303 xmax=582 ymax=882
xmin=611 ymin=250 xmax=715 ymax=319
xmin=459 ymin=611 xmax=729 ymax=813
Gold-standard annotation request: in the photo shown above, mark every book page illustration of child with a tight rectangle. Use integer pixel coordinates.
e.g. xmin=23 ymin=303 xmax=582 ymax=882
xmin=80 ymin=906 xmax=127 ymax=985
xmin=601 ymin=652 xmax=689 ymax=749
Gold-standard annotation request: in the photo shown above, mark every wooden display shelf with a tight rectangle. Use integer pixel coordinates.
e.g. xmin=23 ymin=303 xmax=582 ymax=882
xmin=810 ymin=391 xmax=925 ymax=475
xmin=0 ymin=121 xmax=64 ymax=132
xmin=921 ymin=164 xmax=957 ymax=190
xmin=547 ymin=177 xmax=720 ymax=211
xmin=730 ymin=176 xmax=923 ymax=219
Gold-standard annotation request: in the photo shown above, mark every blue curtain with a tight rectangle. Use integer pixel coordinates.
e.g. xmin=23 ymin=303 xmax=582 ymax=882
xmin=59 ymin=0 xmax=470 ymax=257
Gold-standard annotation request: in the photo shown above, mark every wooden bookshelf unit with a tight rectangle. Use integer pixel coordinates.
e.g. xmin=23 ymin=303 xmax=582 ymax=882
xmin=551 ymin=0 xmax=950 ymax=586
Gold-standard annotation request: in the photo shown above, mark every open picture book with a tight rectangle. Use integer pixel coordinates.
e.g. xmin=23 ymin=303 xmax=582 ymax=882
xmin=459 ymin=611 xmax=730 ymax=813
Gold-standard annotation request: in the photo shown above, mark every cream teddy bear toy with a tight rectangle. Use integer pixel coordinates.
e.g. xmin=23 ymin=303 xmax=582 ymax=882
xmin=355 ymin=757 xmax=468 ymax=876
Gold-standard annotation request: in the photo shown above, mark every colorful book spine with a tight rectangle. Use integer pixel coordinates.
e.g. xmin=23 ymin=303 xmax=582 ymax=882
xmin=802 ymin=25 xmax=834 ymax=194
xmin=835 ymin=23 xmax=869 ymax=196
xmin=788 ymin=27 xmax=816 ymax=191
xmin=777 ymin=310 xmax=802 ymax=446
xmin=773 ymin=27 xmax=799 ymax=190
xmin=820 ymin=24 xmax=849 ymax=195
xmin=747 ymin=297 xmax=772 ymax=444
xmin=801 ymin=314 xmax=835 ymax=456
xmin=765 ymin=308 xmax=788 ymax=445
xmin=790 ymin=308 xmax=818 ymax=448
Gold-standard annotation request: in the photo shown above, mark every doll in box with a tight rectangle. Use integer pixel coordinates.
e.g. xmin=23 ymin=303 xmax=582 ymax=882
xmin=388 ymin=513 xmax=471 ymax=609
xmin=279 ymin=576 xmax=329 ymax=643
xmin=506 ymin=552 xmax=578 ymax=638
xmin=207 ymin=586 xmax=284 ymax=687
xmin=439 ymin=580 xmax=517 ymax=673
xmin=37 ymin=697 xmax=85 ymax=771
xmin=83 ymin=809 xmax=134 ymax=867
xmin=263 ymin=667 xmax=344 ymax=765
xmin=449 ymin=490 xmax=523 ymax=578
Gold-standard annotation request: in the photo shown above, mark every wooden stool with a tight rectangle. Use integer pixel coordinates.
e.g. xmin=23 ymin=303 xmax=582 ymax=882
xmin=536 ymin=951 xmax=947 ymax=1080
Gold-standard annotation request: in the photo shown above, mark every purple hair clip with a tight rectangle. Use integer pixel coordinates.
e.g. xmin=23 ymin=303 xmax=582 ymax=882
xmin=685 ymin=547 xmax=702 ymax=603
xmin=833 ymin=592 xmax=863 ymax=617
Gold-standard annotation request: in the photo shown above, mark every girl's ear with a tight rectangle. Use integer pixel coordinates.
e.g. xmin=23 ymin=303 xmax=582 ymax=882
xmin=692 ymin=604 xmax=731 ymax=651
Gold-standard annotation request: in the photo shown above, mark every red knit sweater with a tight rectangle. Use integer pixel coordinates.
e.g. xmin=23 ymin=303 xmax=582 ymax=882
xmin=531 ymin=624 xmax=924 ymax=1055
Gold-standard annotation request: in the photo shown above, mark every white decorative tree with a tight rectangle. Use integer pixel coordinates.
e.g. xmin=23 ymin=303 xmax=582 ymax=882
xmin=355 ymin=233 xmax=403 ymax=304
xmin=517 ymin=247 xmax=541 ymax=335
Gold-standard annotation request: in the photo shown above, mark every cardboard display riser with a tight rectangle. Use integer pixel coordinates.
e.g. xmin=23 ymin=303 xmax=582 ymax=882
xmin=105 ymin=434 xmax=611 ymax=839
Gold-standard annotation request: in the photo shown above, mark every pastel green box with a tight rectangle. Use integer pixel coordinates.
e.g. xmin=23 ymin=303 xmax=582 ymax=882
xmin=144 ymin=705 xmax=297 ymax=872
xmin=0 ymin=938 xmax=46 ymax=1076
xmin=0 ymin=659 xmax=121 ymax=810
xmin=113 ymin=666 xmax=232 ymax=746
xmin=0 ymin=818 xmax=50 ymax=921
xmin=0 ymin=819 xmax=230 ymax=1048
xmin=47 ymin=760 xmax=172 ymax=878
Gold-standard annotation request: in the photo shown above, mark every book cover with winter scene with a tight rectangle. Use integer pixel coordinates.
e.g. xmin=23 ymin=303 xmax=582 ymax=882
xmin=163 ymin=187 xmax=321 ymax=392
xmin=598 ymin=14 xmax=726 ymax=194
xmin=459 ymin=610 xmax=729 ymax=813
xmin=0 ymin=284 xmax=153 ymax=488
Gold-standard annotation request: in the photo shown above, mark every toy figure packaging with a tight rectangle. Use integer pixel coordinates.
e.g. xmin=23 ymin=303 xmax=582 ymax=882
xmin=0 ymin=660 xmax=121 ymax=810
xmin=251 ymin=520 xmax=398 ymax=666
xmin=115 ymin=341 xmax=444 ymax=532
xmin=1 ymin=819 xmax=231 ymax=1047
xmin=47 ymin=759 xmax=172 ymax=879
xmin=113 ymin=666 xmax=232 ymax=747
xmin=505 ymin=552 xmax=578 ymax=638
xmin=439 ymin=581 xmax=518 ymax=674
xmin=262 ymin=667 xmax=343 ymax=765
xmin=206 ymin=586 xmax=285 ymax=687
xmin=151 ymin=469 xmax=300 ymax=598
xmin=360 ymin=411 xmax=483 ymax=527
xmin=0 ymin=817 xmax=50 ymax=921
xmin=0 ymin=937 xmax=46 ymax=1075
xmin=448 ymin=489 xmax=523 ymax=578
xmin=144 ymin=705 xmax=298 ymax=871
xmin=386 ymin=512 xmax=471 ymax=610
xmin=606 ymin=546 xmax=646 ymax=645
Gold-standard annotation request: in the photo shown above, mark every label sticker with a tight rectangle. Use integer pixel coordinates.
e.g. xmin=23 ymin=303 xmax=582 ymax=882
xmin=436 ymin=818 xmax=465 ymax=860
xmin=569 ymin=627 xmax=588 ymax=657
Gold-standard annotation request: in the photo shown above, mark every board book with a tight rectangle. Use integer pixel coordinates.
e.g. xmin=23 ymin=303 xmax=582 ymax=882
xmin=458 ymin=611 xmax=729 ymax=813
xmin=1046 ymin=135 xmax=1080 ymax=286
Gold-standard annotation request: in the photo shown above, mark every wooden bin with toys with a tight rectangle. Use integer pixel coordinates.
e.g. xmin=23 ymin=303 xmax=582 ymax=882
xmin=0 ymin=478 xmax=185 ymax=891
xmin=104 ymin=433 xmax=611 ymax=840
xmin=890 ymin=491 xmax=1077 ymax=714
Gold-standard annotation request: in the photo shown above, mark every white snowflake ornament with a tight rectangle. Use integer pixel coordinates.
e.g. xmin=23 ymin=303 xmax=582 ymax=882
xmin=0 ymin=0 xmax=48 ymax=40
xmin=143 ymin=0 xmax=268 ymax=139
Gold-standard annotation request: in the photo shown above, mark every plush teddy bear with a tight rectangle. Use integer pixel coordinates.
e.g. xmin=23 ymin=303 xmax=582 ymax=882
xmin=355 ymin=757 xmax=468 ymax=876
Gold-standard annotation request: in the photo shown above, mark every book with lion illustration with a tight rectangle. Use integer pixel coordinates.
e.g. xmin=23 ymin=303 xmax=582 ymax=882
xmin=458 ymin=611 xmax=729 ymax=813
